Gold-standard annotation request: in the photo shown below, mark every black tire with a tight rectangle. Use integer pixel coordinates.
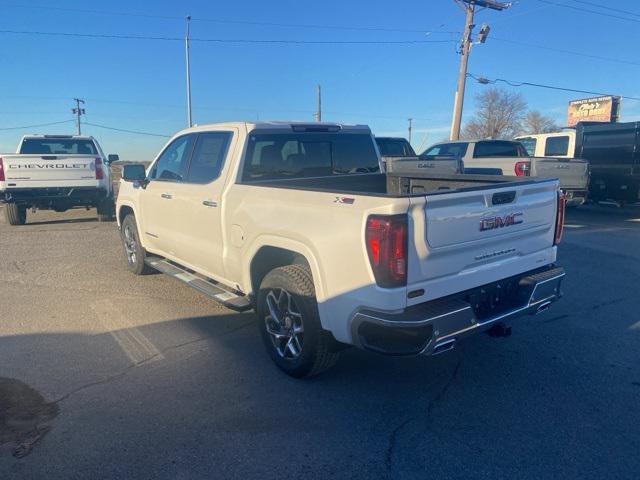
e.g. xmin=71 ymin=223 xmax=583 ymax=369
xmin=120 ymin=214 xmax=154 ymax=275
xmin=97 ymin=195 xmax=115 ymax=222
xmin=5 ymin=203 xmax=26 ymax=226
xmin=257 ymin=264 xmax=340 ymax=378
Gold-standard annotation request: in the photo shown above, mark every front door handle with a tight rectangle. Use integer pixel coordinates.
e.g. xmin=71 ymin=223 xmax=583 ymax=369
xmin=161 ymin=193 xmax=173 ymax=199
xmin=202 ymin=200 xmax=218 ymax=207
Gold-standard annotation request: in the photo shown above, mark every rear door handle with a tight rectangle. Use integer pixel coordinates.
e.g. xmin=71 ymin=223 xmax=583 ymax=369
xmin=202 ymin=200 xmax=218 ymax=207
xmin=161 ymin=193 xmax=173 ymax=199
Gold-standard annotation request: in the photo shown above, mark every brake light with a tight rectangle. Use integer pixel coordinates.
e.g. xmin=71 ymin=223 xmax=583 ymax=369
xmin=95 ymin=157 xmax=104 ymax=180
xmin=554 ymin=191 xmax=565 ymax=245
xmin=0 ymin=157 xmax=4 ymax=181
xmin=365 ymin=215 xmax=408 ymax=288
xmin=514 ymin=161 xmax=531 ymax=177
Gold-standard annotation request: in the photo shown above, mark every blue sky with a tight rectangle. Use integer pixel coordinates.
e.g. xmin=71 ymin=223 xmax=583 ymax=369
xmin=1 ymin=0 xmax=640 ymax=160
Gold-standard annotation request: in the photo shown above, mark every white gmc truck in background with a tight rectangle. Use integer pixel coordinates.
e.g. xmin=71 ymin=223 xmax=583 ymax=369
xmin=116 ymin=122 xmax=566 ymax=378
xmin=0 ymin=135 xmax=118 ymax=224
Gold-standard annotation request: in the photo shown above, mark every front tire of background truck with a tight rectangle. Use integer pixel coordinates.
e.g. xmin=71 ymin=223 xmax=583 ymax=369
xmin=120 ymin=214 xmax=154 ymax=275
xmin=257 ymin=264 xmax=340 ymax=378
xmin=97 ymin=195 xmax=115 ymax=222
xmin=5 ymin=203 xmax=27 ymax=226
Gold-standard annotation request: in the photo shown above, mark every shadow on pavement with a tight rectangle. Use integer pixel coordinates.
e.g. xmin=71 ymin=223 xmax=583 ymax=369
xmin=0 ymin=292 xmax=638 ymax=479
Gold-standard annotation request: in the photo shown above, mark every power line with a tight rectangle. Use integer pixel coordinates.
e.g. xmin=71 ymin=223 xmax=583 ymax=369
xmin=535 ymin=0 xmax=640 ymax=23
xmin=0 ymin=3 xmax=459 ymax=34
xmin=0 ymin=29 xmax=454 ymax=45
xmin=83 ymin=122 xmax=170 ymax=137
xmin=568 ymin=0 xmax=640 ymax=17
xmin=468 ymin=73 xmax=640 ymax=101
xmin=491 ymin=36 xmax=640 ymax=67
xmin=0 ymin=119 xmax=75 ymax=131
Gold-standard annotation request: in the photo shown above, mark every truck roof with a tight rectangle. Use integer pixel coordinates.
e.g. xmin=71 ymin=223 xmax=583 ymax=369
xmin=21 ymin=134 xmax=97 ymax=140
xmin=176 ymin=121 xmax=371 ymax=136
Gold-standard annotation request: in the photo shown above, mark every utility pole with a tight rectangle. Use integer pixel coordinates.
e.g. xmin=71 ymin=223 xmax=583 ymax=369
xmin=408 ymin=118 xmax=413 ymax=144
xmin=185 ymin=15 xmax=193 ymax=128
xmin=449 ymin=0 xmax=511 ymax=140
xmin=72 ymin=98 xmax=85 ymax=135
xmin=314 ymin=84 xmax=322 ymax=122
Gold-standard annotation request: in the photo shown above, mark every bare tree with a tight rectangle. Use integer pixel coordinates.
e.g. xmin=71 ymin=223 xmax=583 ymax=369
xmin=522 ymin=110 xmax=560 ymax=134
xmin=462 ymin=88 xmax=527 ymax=139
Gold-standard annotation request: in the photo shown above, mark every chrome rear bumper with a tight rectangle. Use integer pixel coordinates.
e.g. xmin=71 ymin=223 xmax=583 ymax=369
xmin=350 ymin=266 xmax=565 ymax=356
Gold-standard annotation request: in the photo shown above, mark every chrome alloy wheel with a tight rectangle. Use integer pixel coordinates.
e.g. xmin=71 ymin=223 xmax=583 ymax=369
xmin=123 ymin=224 xmax=137 ymax=265
xmin=264 ymin=288 xmax=305 ymax=359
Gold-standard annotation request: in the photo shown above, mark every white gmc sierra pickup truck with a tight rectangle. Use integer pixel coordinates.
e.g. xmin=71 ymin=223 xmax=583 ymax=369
xmin=0 ymin=135 xmax=118 ymax=224
xmin=116 ymin=122 xmax=566 ymax=378
xmin=423 ymin=139 xmax=590 ymax=206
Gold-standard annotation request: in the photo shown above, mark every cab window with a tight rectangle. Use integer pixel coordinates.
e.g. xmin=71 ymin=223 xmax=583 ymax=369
xmin=149 ymin=134 xmax=195 ymax=182
xmin=544 ymin=136 xmax=570 ymax=157
xmin=185 ymin=132 xmax=232 ymax=184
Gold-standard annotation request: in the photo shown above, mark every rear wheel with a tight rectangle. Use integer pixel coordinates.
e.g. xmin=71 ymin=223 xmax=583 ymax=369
xmin=257 ymin=264 xmax=340 ymax=378
xmin=97 ymin=195 xmax=115 ymax=222
xmin=120 ymin=214 xmax=154 ymax=275
xmin=5 ymin=203 xmax=26 ymax=226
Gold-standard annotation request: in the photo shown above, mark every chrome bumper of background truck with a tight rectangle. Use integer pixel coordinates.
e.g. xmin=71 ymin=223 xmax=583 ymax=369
xmin=350 ymin=266 xmax=565 ymax=356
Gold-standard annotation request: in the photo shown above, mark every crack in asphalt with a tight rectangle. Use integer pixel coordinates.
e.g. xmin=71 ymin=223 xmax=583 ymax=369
xmin=50 ymin=320 xmax=255 ymax=405
xmin=384 ymin=417 xmax=413 ymax=479
xmin=427 ymin=359 xmax=462 ymax=422
xmin=384 ymin=358 xmax=462 ymax=479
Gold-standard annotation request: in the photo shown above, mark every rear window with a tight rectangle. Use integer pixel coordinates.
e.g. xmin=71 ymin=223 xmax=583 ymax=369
xmin=473 ymin=141 xmax=525 ymax=158
xmin=421 ymin=143 xmax=468 ymax=158
xmin=242 ymin=133 xmax=380 ymax=181
xmin=544 ymin=136 xmax=570 ymax=157
xmin=20 ymin=138 xmax=97 ymax=155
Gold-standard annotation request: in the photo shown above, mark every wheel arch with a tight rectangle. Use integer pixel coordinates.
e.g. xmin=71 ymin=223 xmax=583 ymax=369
xmin=117 ymin=203 xmax=137 ymax=227
xmin=245 ymin=238 xmax=326 ymax=303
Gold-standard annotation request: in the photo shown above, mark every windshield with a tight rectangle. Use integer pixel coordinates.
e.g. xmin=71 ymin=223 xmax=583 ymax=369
xmin=518 ymin=137 xmax=537 ymax=156
xmin=20 ymin=138 xmax=97 ymax=155
xmin=376 ymin=138 xmax=413 ymax=157
xmin=242 ymin=132 xmax=380 ymax=180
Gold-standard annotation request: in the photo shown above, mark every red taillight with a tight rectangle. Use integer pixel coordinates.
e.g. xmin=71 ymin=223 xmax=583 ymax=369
xmin=514 ymin=161 xmax=531 ymax=177
xmin=0 ymin=157 xmax=5 ymax=181
xmin=365 ymin=215 xmax=408 ymax=288
xmin=95 ymin=157 xmax=104 ymax=180
xmin=554 ymin=191 xmax=565 ymax=245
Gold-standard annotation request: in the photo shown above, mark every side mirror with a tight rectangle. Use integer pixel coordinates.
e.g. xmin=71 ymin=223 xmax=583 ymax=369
xmin=122 ymin=164 xmax=147 ymax=183
xmin=107 ymin=154 xmax=120 ymax=164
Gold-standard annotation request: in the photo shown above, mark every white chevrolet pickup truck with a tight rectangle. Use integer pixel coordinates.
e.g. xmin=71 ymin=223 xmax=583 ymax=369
xmin=0 ymin=135 xmax=118 ymax=224
xmin=116 ymin=122 xmax=566 ymax=378
xmin=423 ymin=139 xmax=590 ymax=206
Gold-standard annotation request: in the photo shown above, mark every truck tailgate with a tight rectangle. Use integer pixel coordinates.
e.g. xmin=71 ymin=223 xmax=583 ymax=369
xmin=406 ymin=179 xmax=559 ymax=304
xmin=385 ymin=156 xmax=461 ymax=175
xmin=1 ymin=154 xmax=99 ymax=188
xmin=533 ymin=157 xmax=589 ymax=190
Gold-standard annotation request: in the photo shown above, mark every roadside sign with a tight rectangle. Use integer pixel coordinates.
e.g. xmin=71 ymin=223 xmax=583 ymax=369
xmin=567 ymin=96 xmax=621 ymax=127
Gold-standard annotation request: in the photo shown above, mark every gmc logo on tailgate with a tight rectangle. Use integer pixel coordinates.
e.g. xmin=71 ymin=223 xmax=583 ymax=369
xmin=480 ymin=212 xmax=523 ymax=231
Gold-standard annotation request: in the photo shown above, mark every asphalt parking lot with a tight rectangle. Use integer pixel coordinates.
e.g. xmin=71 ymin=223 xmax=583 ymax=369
xmin=0 ymin=204 xmax=639 ymax=479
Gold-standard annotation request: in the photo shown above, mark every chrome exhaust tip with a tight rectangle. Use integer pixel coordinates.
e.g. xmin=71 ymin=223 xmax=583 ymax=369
xmin=536 ymin=301 xmax=552 ymax=315
xmin=431 ymin=339 xmax=456 ymax=355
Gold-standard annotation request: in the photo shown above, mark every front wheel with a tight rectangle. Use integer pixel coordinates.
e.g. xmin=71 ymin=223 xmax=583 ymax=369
xmin=257 ymin=264 xmax=340 ymax=378
xmin=5 ymin=203 xmax=26 ymax=225
xmin=120 ymin=214 xmax=154 ymax=275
